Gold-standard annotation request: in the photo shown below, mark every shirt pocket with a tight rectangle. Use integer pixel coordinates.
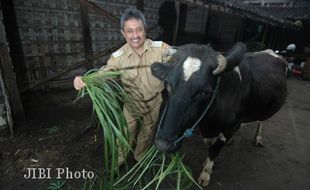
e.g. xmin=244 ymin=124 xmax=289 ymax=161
xmin=120 ymin=57 xmax=139 ymax=81
xmin=122 ymin=65 xmax=141 ymax=83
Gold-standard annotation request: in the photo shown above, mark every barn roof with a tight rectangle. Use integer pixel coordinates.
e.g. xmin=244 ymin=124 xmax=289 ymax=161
xmin=255 ymin=5 xmax=310 ymax=21
xmin=179 ymin=0 xmax=303 ymax=29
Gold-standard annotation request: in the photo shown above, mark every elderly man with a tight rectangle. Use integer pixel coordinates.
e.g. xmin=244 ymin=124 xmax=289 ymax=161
xmin=73 ymin=7 xmax=170 ymax=164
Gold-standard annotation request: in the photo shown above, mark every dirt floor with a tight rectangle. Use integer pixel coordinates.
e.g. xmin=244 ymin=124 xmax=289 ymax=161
xmin=0 ymin=77 xmax=310 ymax=190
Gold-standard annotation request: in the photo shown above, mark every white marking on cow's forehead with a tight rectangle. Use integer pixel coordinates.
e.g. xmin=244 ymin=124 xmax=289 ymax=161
xmin=183 ymin=57 xmax=202 ymax=81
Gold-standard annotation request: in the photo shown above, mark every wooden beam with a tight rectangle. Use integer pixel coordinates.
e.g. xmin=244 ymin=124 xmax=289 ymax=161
xmin=173 ymin=1 xmax=180 ymax=45
xmin=1 ymin=0 xmax=26 ymax=89
xmin=80 ymin=0 xmax=94 ymax=70
xmin=0 ymin=12 xmax=26 ymax=131
xmin=177 ymin=3 xmax=188 ymax=43
xmin=0 ymin=70 xmax=13 ymax=134
xmin=20 ymin=42 xmax=125 ymax=93
xmin=81 ymin=0 xmax=119 ymax=24
xmin=234 ymin=18 xmax=245 ymax=43
xmin=262 ymin=23 xmax=269 ymax=45
xmin=18 ymin=51 xmax=84 ymax=57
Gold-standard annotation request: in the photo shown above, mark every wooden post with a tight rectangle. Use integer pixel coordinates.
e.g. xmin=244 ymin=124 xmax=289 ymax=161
xmin=262 ymin=23 xmax=269 ymax=45
xmin=173 ymin=1 xmax=180 ymax=45
xmin=177 ymin=3 xmax=188 ymax=44
xmin=0 ymin=9 xmax=26 ymax=132
xmin=79 ymin=0 xmax=94 ymax=70
xmin=235 ymin=18 xmax=245 ymax=43
xmin=1 ymin=0 xmax=26 ymax=89
xmin=267 ymin=26 xmax=275 ymax=48
xmin=136 ymin=0 xmax=144 ymax=12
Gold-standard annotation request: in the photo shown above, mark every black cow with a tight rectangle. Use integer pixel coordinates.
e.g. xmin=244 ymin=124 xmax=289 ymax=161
xmin=151 ymin=42 xmax=287 ymax=187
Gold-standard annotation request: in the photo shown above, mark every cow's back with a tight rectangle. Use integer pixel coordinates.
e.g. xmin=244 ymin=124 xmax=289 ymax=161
xmin=240 ymin=51 xmax=287 ymax=122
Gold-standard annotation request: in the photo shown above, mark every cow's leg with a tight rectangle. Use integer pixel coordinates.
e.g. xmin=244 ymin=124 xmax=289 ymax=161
xmin=254 ymin=122 xmax=263 ymax=147
xmin=202 ymin=137 xmax=217 ymax=166
xmin=203 ymin=137 xmax=217 ymax=145
xmin=198 ymin=133 xmax=228 ymax=187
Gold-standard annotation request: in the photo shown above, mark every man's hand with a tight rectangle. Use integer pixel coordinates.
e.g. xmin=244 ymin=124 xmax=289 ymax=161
xmin=73 ymin=76 xmax=86 ymax=90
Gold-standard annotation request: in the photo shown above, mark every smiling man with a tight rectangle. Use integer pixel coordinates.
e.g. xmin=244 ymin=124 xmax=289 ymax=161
xmin=73 ymin=7 xmax=170 ymax=165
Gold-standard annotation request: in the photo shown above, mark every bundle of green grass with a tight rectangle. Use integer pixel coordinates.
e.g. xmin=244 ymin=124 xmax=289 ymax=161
xmin=77 ymin=70 xmax=202 ymax=190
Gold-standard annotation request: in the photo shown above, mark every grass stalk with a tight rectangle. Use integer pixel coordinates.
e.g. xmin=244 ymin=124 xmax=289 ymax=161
xmin=77 ymin=69 xmax=202 ymax=190
xmin=77 ymin=70 xmax=132 ymax=185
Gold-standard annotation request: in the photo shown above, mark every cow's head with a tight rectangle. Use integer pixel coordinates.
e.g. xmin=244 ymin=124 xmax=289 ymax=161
xmin=151 ymin=42 xmax=246 ymax=152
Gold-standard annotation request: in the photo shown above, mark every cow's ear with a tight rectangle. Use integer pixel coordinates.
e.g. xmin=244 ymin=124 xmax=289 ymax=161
xmin=151 ymin=62 xmax=171 ymax=81
xmin=225 ymin=42 xmax=247 ymax=70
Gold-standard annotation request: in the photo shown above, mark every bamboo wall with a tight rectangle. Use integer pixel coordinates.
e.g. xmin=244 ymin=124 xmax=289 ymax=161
xmin=4 ymin=0 xmax=213 ymax=90
xmin=14 ymin=0 xmax=84 ymax=88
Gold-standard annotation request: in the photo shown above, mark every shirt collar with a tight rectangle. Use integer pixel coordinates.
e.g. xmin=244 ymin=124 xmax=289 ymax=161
xmin=125 ymin=39 xmax=152 ymax=57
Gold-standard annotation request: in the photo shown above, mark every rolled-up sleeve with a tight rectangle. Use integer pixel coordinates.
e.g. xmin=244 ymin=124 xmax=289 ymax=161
xmin=99 ymin=57 xmax=120 ymax=71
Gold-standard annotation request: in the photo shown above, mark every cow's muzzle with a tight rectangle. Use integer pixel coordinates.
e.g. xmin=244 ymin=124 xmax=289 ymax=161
xmin=155 ymin=138 xmax=171 ymax=152
xmin=155 ymin=137 xmax=181 ymax=153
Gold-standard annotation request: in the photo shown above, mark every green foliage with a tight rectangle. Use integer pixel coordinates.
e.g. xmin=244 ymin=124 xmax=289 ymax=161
xmin=47 ymin=126 xmax=60 ymax=134
xmin=76 ymin=69 xmax=201 ymax=190
xmin=77 ymin=69 xmax=132 ymax=187
xmin=47 ymin=180 xmax=66 ymax=190
xmin=114 ymin=146 xmax=202 ymax=190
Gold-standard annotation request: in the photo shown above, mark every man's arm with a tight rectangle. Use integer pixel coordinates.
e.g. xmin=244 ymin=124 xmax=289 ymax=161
xmin=162 ymin=42 xmax=174 ymax=63
xmin=73 ymin=52 xmax=121 ymax=90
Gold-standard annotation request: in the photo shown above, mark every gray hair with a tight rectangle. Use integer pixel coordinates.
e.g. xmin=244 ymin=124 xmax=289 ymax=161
xmin=120 ymin=7 xmax=147 ymax=31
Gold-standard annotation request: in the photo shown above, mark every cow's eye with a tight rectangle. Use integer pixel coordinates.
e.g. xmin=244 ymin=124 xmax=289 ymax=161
xmin=200 ymin=90 xmax=207 ymax=96
xmin=199 ymin=89 xmax=208 ymax=97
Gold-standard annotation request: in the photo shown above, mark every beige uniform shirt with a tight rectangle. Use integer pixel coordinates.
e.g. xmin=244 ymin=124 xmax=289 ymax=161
xmin=102 ymin=39 xmax=169 ymax=114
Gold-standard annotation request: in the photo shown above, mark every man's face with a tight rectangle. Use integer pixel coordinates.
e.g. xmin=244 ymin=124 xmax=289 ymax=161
xmin=122 ymin=18 xmax=146 ymax=50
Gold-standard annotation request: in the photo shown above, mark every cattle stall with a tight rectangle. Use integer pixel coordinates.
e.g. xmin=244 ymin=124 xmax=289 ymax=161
xmin=0 ymin=0 xmax=310 ymax=189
